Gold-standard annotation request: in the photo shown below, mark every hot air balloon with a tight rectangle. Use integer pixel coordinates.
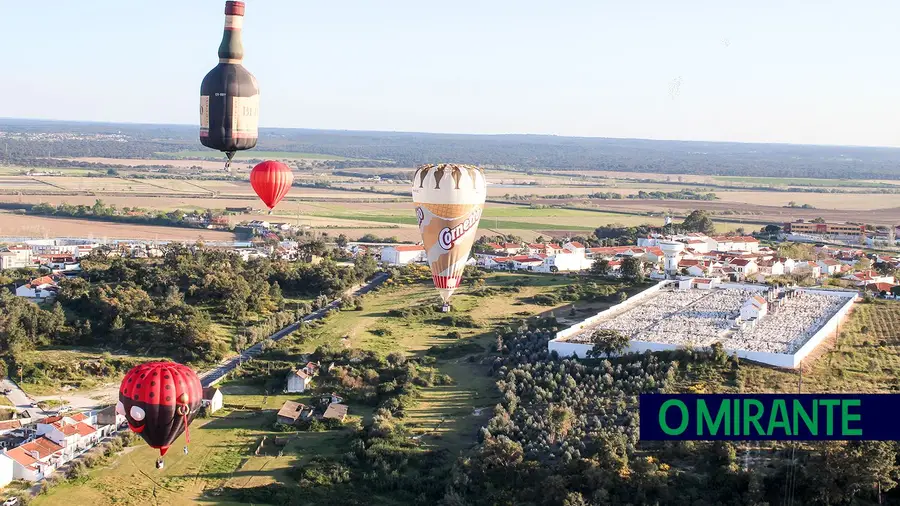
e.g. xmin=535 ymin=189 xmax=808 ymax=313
xmin=250 ymin=160 xmax=294 ymax=210
xmin=200 ymin=1 xmax=259 ymax=172
xmin=117 ymin=362 xmax=203 ymax=469
xmin=411 ymin=163 xmax=486 ymax=312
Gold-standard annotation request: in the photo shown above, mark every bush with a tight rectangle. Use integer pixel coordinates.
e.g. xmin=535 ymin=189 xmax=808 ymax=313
xmin=67 ymin=461 xmax=88 ymax=480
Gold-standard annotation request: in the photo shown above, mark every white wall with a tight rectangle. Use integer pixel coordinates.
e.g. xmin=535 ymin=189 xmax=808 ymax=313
xmin=0 ymin=454 xmax=13 ymax=488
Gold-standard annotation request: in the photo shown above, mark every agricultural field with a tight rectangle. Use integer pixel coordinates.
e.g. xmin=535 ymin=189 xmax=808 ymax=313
xmin=0 ymin=212 xmax=237 ymax=241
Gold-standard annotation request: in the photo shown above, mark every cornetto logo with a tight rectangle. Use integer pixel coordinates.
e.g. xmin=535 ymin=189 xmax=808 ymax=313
xmin=416 ymin=207 xmax=425 ymax=226
xmin=438 ymin=207 xmax=483 ymax=250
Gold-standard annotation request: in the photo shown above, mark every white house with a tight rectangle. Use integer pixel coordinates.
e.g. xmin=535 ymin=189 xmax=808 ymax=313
xmin=380 ymin=245 xmax=426 ymax=265
xmin=757 ymin=259 xmax=785 ymax=277
xmin=817 ymin=259 xmax=843 ymax=276
xmin=740 ymin=295 xmax=768 ymax=320
xmin=712 ymin=236 xmax=760 ymax=253
xmin=0 ymin=453 xmax=12 ymax=488
xmin=728 ymin=258 xmax=758 ymax=278
xmin=15 ymin=276 xmax=59 ymax=300
xmin=36 ymin=415 xmax=100 ymax=461
xmin=5 ymin=437 xmax=65 ymax=482
xmin=0 ymin=246 xmax=33 ymax=270
xmin=793 ymin=261 xmax=822 ymax=278
xmin=286 ymin=369 xmax=313 ymax=393
xmin=202 ymin=387 xmax=224 ymax=414
xmin=779 ymin=258 xmax=797 ymax=274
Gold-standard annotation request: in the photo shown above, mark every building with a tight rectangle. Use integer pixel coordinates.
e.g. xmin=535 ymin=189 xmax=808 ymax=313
xmin=5 ymin=437 xmax=65 ymax=482
xmin=740 ymin=295 xmax=768 ymax=320
xmin=0 ymin=453 xmax=12 ymax=488
xmin=728 ymin=258 xmax=758 ymax=278
xmin=36 ymin=415 xmax=100 ymax=461
xmin=321 ymin=403 xmax=349 ymax=422
xmin=0 ymin=246 xmax=33 ymax=270
xmin=276 ymin=401 xmax=312 ymax=425
xmin=712 ymin=236 xmax=760 ymax=253
xmin=380 ymin=245 xmax=426 ymax=265
xmin=756 ymin=259 xmax=785 ymax=277
xmin=285 ymin=369 xmax=313 ymax=393
xmin=15 ymin=276 xmax=59 ymax=300
xmin=816 ymin=259 xmax=843 ymax=276
xmin=202 ymin=387 xmax=224 ymax=414
xmin=784 ymin=221 xmax=865 ymax=236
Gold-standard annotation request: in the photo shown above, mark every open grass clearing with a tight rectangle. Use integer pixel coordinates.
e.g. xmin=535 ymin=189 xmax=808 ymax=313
xmin=31 ymin=407 xmax=352 ymax=506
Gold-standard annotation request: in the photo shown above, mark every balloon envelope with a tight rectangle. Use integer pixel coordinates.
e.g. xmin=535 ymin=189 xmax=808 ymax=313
xmin=199 ymin=1 xmax=259 ymax=154
xmin=118 ymin=361 xmax=203 ymax=456
xmin=411 ymin=163 xmax=486 ymax=304
xmin=250 ymin=161 xmax=294 ymax=209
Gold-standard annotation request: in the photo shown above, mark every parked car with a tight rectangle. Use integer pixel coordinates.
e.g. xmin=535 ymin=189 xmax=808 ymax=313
xmin=3 ymin=497 xmax=20 ymax=506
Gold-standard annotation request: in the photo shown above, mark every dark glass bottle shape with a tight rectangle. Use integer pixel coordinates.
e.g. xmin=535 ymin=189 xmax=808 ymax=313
xmin=200 ymin=1 xmax=259 ymax=158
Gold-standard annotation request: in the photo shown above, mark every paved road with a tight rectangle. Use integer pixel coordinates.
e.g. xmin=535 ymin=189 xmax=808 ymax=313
xmin=200 ymin=272 xmax=388 ymax=387
xmin=0 ymin=378 xmax=35 ymax=410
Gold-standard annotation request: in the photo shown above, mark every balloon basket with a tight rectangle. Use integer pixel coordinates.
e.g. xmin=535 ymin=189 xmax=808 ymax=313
xmin=441 ymin=303 xmax=451 ymax=313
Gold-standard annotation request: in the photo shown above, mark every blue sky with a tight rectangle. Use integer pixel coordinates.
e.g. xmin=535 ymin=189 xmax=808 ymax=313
xmin=3 ymin=0 xmax=899 ymax=146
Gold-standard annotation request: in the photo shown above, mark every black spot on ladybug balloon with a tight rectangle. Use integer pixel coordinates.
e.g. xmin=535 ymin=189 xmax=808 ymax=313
xmin=118 ymin=362 xmax=202 ymax=462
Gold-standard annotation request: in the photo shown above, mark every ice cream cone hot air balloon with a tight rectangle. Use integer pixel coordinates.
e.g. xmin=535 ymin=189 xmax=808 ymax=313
xmin=412 ymin=163 xmax=486 ymax=311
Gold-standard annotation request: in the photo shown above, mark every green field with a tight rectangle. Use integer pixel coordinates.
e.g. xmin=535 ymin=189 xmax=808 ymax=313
xmin=157 ymin=150 xmax=360 ymax=161
xmin=298 ymin=205 xmax=747 ymax=234
xmin=713 ymin=175 xmax=900 ymax=188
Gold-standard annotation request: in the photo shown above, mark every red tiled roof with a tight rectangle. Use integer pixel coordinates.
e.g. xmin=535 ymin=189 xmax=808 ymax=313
xmin=729 ymin=258 xmax=754 ymax=266
xmin=26 ymin=276 xmax=57 ymax=289
xmin=866 ymin=282 xmax=898 ymax=292
xmin=547 ymin=243 xmax=562 ymax=249
xmin=502 ymin=243 xmax=520 ymax=249
xmin=73 ymin=422 xmax=97 ymax=437
xmin=392 ymin=245 xmax=425 ymax=252
xmin=486 ymin=243 xmax=504 ymax=250
xmin=0 ymin=420 xmax=21 ymax=431
xmin=567 ymin=241 xmax=585 ymax=248
xmin=69 ymin=413 xmax=88 ymax=422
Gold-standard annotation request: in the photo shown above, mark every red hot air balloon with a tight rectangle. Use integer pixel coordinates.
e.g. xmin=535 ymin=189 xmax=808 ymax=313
xmin=117 ymin=362 xmax=203 ymax=469
xmin=250 ymin=160 xmax=294 ymax=210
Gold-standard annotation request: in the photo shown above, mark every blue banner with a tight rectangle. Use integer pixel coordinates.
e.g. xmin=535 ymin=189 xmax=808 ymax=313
xmin=640 ymin=394 xmax=900 ymax=440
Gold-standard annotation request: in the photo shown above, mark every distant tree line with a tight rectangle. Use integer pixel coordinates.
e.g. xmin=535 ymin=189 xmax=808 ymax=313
xmin=5 ymin=119 xmax=900 ymax=179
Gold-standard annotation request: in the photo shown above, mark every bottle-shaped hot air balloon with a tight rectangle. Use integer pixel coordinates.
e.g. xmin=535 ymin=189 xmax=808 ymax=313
xmin=117 ymin=362 xmax=203 ymax=469
xmin=412 ymin=163 xmax=486 ymax=312
xmin=250 ymin=160 xmax=294 ymax=211
xmin=200 ymin=1 xmax=259 ymax=171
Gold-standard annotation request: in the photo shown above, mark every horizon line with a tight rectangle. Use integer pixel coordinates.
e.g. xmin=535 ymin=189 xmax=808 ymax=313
xmin=2 ymin=116 xmax=899 ymax=151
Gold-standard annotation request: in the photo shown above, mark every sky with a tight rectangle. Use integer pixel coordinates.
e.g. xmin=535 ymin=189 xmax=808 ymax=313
xmin=3 ymin=0 xmax=900 ymax=147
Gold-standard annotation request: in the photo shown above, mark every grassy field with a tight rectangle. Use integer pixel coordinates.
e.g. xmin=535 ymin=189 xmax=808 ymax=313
xmin=16 ymin=349 xmax=169 ymax=396
xmin=157 ymin=150 xmax=360 ymax=161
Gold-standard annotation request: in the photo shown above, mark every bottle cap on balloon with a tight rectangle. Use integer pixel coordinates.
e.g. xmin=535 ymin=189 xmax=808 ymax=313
xmin=225 ymin=1 xmax=245 ymax=16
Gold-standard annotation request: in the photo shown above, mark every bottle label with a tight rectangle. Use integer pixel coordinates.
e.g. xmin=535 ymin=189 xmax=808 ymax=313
xmin=200 ymin=96 xmax=210 ymax=136
xmin=232 ymin=95 xmax=259 ymax=138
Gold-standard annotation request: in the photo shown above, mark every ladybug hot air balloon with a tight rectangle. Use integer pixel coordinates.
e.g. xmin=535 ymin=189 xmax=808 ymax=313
xmin=200 ymin=1 xmax=260 ymax=171
xmin=117 ymin=362 xmax=203 ymax=469
xmin=411 ymin=163 xmax=487 ymax=312
xmin=250 ymin=160 xmax=294 ymax=210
